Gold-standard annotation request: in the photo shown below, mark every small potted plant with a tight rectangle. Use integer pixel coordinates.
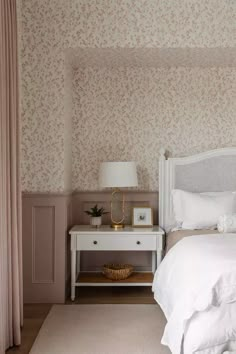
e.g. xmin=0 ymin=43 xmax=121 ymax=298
xmin=84 ymin=204 xmax=109 ymax=228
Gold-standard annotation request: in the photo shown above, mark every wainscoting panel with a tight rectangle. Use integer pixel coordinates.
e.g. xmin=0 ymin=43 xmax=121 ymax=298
xmin=22 ymin=191 xmax=158 ymax=303
xmin=72 ymin=191 xmax=158 ymax=271
xmin=32 ymin=206 xmax=55 ymax=284
xmin=22 ymin=193 xmax=72 ymax=303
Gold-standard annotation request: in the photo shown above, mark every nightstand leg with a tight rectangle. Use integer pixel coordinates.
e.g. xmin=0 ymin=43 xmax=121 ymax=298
xmin=156 ymin=250 xmax=162 ymax=269
xmin=76 ymin=251 xmax=80 ymax=274
xmin=71 ymin=250 xmax=76 ymax=301
xmin=152 ymin=251 xmax=156 ymax=273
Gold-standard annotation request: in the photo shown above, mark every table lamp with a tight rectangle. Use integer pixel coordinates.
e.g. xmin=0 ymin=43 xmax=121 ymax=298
xmin=99 ymin=161 xmax=138 ymax=229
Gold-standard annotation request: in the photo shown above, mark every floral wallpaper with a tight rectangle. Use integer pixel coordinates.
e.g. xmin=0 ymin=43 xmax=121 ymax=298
xmin=68 ymin=0 xmax=236 ymax=48
xmin=72 ymin=67 xmax=236 ymax=191
xmin=19 ymin=0 xmax=236 ymax=192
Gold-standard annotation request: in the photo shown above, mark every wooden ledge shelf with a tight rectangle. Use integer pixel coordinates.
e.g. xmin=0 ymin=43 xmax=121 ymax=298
xmin=76 ymin=272 xmax=154 ymax=286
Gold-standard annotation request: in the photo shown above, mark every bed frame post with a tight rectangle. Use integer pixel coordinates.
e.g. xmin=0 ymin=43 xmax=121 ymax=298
xmin=159 ymin=148 xmax=166 ymax=229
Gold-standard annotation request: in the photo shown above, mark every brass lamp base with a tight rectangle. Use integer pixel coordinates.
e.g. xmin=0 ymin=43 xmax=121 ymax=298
xmin=110 ymin=188 xmax=125 ymax=229
xmin=111 ymin=223 xmax=125 ymax=230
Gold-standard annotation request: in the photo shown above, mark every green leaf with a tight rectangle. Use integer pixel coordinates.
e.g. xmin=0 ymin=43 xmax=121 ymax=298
xmin=84 ymin=204 xmax=109 ymax=216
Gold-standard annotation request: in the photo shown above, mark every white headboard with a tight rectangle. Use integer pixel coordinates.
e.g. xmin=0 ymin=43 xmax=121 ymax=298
xmin=159 ymin=147 xmax=236 ymax=231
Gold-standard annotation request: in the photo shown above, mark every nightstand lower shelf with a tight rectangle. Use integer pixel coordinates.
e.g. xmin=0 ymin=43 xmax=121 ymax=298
xmin=76 ymin=272 xmax=154 ymax=286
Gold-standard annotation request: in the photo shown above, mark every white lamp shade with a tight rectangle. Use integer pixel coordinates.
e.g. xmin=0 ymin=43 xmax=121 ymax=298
xmin=99 ymin=161 xmax=138 ymax=188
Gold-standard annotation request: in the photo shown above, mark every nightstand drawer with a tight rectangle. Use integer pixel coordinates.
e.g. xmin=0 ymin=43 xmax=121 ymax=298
xmin=76 ymin=235 xmax=157 ymax=251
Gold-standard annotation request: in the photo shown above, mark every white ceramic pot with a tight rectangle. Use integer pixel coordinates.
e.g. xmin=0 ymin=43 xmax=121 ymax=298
xmin=90 ymin=216 xmax=102 ymax=228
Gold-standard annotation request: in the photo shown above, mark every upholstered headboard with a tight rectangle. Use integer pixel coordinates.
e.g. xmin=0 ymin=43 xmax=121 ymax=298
xmin=159 ymin=147 xmax=236 ymax=230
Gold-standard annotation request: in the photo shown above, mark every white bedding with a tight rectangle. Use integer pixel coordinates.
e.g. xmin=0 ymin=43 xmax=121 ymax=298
xmin=152 ymin=234 xmax=236 ymax=354
xmin=184 ymin=302 xmax=236 ymax=353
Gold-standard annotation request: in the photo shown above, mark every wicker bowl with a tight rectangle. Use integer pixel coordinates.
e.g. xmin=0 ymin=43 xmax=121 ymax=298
xmin=103 ymin=264 xmax=134 ymax=281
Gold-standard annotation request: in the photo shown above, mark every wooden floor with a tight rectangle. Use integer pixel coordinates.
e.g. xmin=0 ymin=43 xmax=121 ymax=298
xmin=6 ymin=304 xmax=52 ymax=354
xmin=6 ymin=286 xmax=155 ymax=354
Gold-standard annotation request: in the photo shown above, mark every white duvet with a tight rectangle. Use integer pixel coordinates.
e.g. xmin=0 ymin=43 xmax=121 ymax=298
xmin=152 ymin=234 xmax=236 ymax=354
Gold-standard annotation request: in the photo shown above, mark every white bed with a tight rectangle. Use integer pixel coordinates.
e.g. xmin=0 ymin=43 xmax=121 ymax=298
xmin=153 ymin=148 xmax=236 ymax=354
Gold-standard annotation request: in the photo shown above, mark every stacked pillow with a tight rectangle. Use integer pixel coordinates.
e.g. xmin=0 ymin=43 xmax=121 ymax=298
xmin=218 ymin=214 xmax=236 ymax=233
xmin=172 ymin=189 xmax=236 ymax=231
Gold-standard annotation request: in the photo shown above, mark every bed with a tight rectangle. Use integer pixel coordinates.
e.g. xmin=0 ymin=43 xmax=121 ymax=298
xmin=153 ymin=147 xmax=236 ymax=354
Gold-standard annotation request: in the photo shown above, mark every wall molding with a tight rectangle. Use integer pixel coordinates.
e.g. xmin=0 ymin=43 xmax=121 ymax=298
xmin=23 ymin=191 xmax=72 ymax=198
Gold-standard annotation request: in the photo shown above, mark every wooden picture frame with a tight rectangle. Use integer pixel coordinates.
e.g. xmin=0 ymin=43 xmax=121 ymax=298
xmin=132 ymin=207 xmax=153 ymax=228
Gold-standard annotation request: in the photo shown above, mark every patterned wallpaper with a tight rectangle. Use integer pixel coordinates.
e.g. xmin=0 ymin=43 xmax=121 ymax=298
xmin=19 ymin=0 xmax=236 ymax=192
xmin=68 ymin=0 xmax=236 ymax=48
xmin=72 ymin=67 xmax=236 ymax=191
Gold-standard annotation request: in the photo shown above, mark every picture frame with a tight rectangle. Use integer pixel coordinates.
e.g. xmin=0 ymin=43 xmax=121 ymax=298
xmin=132 ymin=207 xmax=153 ymax=227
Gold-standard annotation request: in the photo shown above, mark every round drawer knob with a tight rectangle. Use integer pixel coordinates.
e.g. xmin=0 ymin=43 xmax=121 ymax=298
xmin=93 ymin=240 xmax=98 ymax=245
xmin=136 ymin=241 xmax=141 ymax=245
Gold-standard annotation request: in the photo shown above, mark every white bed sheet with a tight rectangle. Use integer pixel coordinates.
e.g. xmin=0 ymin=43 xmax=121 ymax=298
xmin=152 ymin=234 xmax=236 ymax=354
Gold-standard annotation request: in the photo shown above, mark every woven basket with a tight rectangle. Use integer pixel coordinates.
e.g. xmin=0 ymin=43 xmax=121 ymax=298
xmin=103 ymin=264 xmax=133 ymax=280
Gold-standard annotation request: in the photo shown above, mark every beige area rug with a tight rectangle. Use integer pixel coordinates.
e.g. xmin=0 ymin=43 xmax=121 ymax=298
xmin=30 ymin=304 xmax=170 ymax=354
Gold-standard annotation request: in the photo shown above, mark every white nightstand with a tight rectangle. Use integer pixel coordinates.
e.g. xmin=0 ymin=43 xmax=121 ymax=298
xmin=69 ymin=225 xmax=165 ymax=301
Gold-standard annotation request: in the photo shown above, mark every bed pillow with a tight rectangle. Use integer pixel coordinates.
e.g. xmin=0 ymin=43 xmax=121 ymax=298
xmin=217 ymin=214 xmax=236 ymax=233
xmin=172 ymin=189 xmax=236 ymax=230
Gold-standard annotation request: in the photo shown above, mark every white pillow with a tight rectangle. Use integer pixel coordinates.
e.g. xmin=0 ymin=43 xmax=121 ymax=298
xmin=217 ymin=214 xmax=236 ymax=233
xmin=172 ymin=189 xmax=236 ymax=230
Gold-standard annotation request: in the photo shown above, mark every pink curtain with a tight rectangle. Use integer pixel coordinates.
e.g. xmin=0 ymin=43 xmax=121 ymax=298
xmin=0 ymin=0 xmax=23 ymax=352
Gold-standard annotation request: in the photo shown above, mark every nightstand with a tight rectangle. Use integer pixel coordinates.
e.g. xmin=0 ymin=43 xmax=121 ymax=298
xmin=69 ymin=225 xmax=165 ymax=300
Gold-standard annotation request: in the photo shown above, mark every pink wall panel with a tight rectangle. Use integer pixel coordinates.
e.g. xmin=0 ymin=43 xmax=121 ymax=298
xmin=22 ymin=191 xmax=158 ymax=303
xmin=32 ymin=206 xmax=55 ymax=283
xmin=22 ymin=193 xmax=72 ymax=303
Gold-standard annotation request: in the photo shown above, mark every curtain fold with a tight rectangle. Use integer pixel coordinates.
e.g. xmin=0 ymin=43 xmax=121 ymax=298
xmin=0 ymin=0 xmax=23 ymax=352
